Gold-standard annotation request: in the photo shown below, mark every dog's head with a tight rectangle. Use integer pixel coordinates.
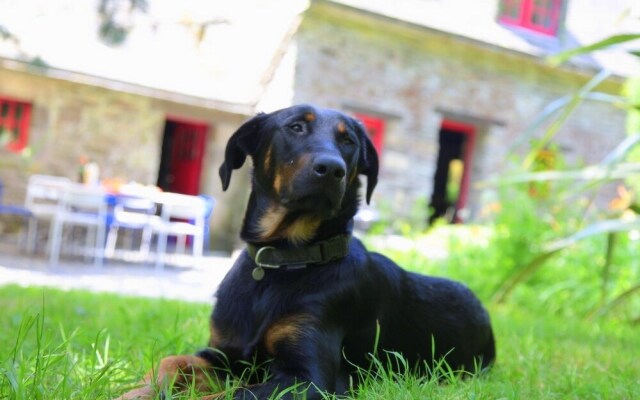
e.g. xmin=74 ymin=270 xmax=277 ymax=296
xmin=220 ymin=104 xmax=378 ymax=244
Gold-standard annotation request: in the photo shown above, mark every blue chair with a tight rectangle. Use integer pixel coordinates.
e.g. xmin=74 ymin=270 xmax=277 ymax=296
xmin=0 ymin=179 xmax=34 ymax=248
xmin=105 ymin=194 xmax=156 ymax=261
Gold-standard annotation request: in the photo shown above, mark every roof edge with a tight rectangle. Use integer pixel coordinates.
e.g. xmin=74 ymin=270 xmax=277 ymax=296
xmin=314 ymin=0 xmax=629 ymax=82
xmin=0 ymin=56 xmax=255 ymax=116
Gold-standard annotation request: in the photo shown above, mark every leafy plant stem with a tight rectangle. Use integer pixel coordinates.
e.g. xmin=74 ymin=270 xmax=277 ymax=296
xmin=523 ymin=70 xmax=612 ymax=170
xmin=492 ymin=249 xmax=562 ymax=304
xmin=601 ymin=232 xmax=617 ymax=306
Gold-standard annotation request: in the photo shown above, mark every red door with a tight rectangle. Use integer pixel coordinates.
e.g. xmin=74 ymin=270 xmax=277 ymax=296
xmin=159 ymin=119 xmax=208 ymax=195
xmin=354 ymin=113 xmax=386 ymax=155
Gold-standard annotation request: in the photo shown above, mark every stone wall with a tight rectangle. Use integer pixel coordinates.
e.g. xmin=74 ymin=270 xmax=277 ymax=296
xmin=0 ymin=67 xmax=164 ymax=199
xmin=291 ymin=3 xmax=627 ymax=226
xmin=0 ymin=67 xmax=250 ymax=251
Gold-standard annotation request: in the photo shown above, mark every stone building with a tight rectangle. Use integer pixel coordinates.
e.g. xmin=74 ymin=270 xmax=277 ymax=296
xmin=280 ymin=0 xmax=637 ymax=225
xmin=0 ymin=0 xmax=638 ymax=251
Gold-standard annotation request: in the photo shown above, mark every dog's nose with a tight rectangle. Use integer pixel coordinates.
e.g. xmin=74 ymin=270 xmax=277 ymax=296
xmin=312 ymin=156 xmax=346 ymax=180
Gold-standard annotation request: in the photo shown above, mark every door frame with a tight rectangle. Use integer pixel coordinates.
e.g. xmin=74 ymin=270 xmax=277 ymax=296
xmin=157 ymin=116 xmax=209 ymax=195
xmin=439 ymin=119 xmax=476 ymax=222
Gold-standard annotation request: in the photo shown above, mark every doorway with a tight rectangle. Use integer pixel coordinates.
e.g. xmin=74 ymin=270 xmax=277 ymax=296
xmin=354 ymin=113 xmax=386 ymax=155
xmin=157 ymin=118 xmax=209 ymax=195
xmin=428 ymin=120 xmax=476 ymax=224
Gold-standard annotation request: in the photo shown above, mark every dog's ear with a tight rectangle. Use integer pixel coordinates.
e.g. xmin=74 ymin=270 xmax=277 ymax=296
xmin=219 ymin=113 xmax=268 ymax=191
xmin=352 ymin=117 xmax=379 ymax=204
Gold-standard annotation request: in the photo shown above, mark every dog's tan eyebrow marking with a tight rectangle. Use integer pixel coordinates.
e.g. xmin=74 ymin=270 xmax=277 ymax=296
xmin=337 ymin=122 xmax=346 ymax=134
xmin=304 ymin=112 xmax=316 ymax=122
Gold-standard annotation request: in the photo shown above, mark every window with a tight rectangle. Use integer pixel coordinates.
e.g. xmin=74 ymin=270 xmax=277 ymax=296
xmin=498 ymin=0 xmax=563 ymax=36
xmin=354 ymin=113 xmax=385 ymax=156
xmin=0 ymin=97 xmax=32 ymax=152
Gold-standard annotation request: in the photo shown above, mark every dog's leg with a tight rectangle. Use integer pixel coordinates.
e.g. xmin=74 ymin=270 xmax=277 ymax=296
xmin=117 ymin=354 xmax=219 ymax=400
xmin=222 ymin=315 xmax=344 ymax=400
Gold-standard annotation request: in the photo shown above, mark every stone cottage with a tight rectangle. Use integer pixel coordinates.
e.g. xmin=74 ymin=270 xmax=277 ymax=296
xmin=0 ymin=0 xmax=638 ymax=252
xmin=279 ymin=0 xmax=638 ymax=225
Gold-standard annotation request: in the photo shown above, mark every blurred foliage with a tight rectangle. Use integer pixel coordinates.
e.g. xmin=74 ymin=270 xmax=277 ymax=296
xmin=366 ymin=183 xmax=640 ymax=321
xmin=0 ymin=25 xmax=11 ymax=40
xmin=367 ymin=196 xmax=429 ymax=237
xmin=491 ymin=31 xmax=640 ymax=318
xmin=97 ymin=0 xmax=148 ymax=46
xmin=623 ymin=75 xmax=640 ymax=192
xmin=367 ymin=30 xmax=640 ymax=323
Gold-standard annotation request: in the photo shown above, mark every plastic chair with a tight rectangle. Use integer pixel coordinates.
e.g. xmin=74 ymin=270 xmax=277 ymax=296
xmin=151 ymin=192 xmax=208 ymax=271
xmin=48 ymin=185 xmax=110 ymax=267
xmin=104 ymin=194 xmax=156 ymax=261
xmin=24 ymin=175 xmax=71 ymax=253
xmin=199 ymin=194 xmax=216 ymax=252
xmin=0 ymin=179 xmax=34 ymax=247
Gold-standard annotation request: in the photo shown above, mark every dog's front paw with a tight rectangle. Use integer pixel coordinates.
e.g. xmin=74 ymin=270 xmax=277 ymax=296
xmin=115 ymin=385 xmax=155 ymax=400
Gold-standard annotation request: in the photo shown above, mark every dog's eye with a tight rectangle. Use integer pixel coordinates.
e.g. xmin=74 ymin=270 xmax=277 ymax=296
xmin=288 ymin=122 xmax=305 ymax=134
xmin=342 ymin=136 xmax=355 ymax=145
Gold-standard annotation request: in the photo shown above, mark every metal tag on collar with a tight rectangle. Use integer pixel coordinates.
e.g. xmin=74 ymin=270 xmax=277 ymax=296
xmin=252 ymin=246 xmax=279 ymax=281
xmin=252 ymin=267 xmax=266 ymax=281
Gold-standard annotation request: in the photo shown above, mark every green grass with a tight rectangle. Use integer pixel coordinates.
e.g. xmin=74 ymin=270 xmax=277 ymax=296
xmin=1 ymin=285 xmax=638 ymax=399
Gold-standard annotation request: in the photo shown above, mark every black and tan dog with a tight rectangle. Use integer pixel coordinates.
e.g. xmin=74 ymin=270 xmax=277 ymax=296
xmin=119 ymin=105 xmax=495 ymax=399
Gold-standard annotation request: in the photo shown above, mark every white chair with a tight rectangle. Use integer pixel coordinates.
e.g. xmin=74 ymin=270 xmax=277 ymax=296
xmin=24 ymin=175 xmax=71 ymax=253
xmin=48 ymin=185 xmax=110 ymax=267
xmin=151 ymin=192 xmax=208 ymax=271
xmin=104 ymin=194 xmax=156 ymax=261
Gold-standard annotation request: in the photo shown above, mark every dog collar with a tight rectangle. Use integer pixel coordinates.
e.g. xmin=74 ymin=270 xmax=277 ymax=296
xmin=246 ymin=234 xmax=351 ymax=281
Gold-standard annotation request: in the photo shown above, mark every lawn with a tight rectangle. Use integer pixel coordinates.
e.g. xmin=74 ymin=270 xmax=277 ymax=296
xmin=1 ymin=283 xmax=638 ymax=399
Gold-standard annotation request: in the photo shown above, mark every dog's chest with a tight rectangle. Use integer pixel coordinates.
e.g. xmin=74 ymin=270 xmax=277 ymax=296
xmin=213 ymin=269 xmax=321 ymax=352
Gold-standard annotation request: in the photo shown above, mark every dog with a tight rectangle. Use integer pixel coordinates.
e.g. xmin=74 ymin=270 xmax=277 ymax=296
xmin=119 ymin=104 xmax=495 ymax=399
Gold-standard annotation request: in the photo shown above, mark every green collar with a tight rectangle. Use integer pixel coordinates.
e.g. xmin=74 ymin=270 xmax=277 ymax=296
xmin=246 ymin=234 xmax=351 ymax=281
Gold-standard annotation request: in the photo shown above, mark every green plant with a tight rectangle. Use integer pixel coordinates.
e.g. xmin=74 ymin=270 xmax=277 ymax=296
xmin=486 ymin=32 xmax=640 ymax=321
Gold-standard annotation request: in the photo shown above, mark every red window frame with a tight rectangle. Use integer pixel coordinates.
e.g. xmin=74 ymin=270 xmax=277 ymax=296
xmin=354 ymin=113 xmax=385 ymax=156
xmin=498 ymin=0 xmax=562 ymax=36
xmin=0 ymin=97 xmax=32 ymax=153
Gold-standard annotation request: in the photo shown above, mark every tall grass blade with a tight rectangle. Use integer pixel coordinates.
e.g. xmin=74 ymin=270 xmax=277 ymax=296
xmin=601 ymin=134 xmax=640 ymax=164
xmin=481 ymin=163 xmax=640 ymax=187
xmin=495 ymin=218 xmax=640 ymax=303
xmin=493 ymin=249 xmax=563 ymax=303
xmin=589 ymin=283 xmax=640 ymax=320
xmin=601 ymin=232 xmax=617 ymax=306
xmin=522 ymin=70 xmax=612 ymax=169
xmin=549 ymin=34 xmax=640 ymax=66
xmin=509 ymin=92 xmax=627 ymax=153
xmin=545 ymin=218 xmax=640 ymax=251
